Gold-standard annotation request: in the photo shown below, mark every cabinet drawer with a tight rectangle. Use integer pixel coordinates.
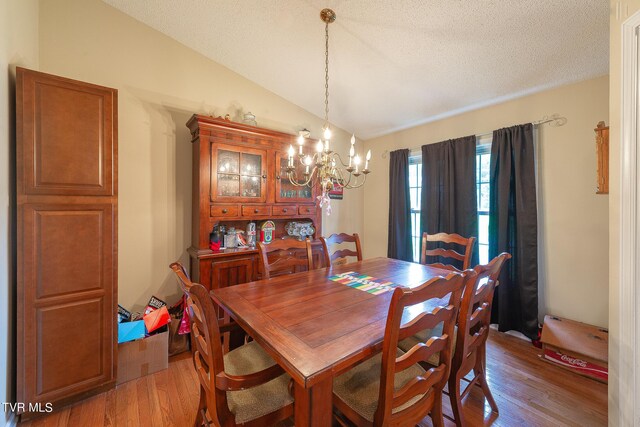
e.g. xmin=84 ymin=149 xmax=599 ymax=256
xmin=273 ymin=205 xmax=296 ymax=216
xmin=211 ymin=204 xmax=238 ymax=217
xmin=298 ymin=205 xmax=316 ymax=216
xmin=242 ymin=205 xmax=272 ymax=216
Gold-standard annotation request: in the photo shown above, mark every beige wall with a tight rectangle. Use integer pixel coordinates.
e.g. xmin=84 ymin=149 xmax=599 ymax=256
xmin=0 ymin=0 xmax=39 ymax=425
xmin=364 ymin=76 xmax=609 ymax=329
xmin=38 ymin=0 xmax=363 ymax=311
xmin=608 ymin=1 xmax=640 ymax=425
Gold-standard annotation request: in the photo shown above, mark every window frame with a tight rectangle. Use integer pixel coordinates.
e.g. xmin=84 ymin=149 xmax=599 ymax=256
xmin=476 ymin=136 xmax=492 ymax=265
xmin=408 ymin=154 xmax=422 ymax=263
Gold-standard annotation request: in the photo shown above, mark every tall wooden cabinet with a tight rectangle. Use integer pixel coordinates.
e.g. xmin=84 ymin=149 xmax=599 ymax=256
xmin=16 ymin=68 xmax=117 ymax=417
xmin=187 ymin=115 xmax=323 ymax=292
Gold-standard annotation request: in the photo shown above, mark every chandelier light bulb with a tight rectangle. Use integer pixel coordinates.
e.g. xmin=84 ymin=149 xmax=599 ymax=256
xmin=288 ymin=145 xmax=295 ymax=157
xmin=304 ymin=155 xmax=312 ymax=174
xmin=366 ymin=150 xmax=371 ymax=161
xmin=350 ymin=134 xmax=355 ymax=145
xmin=297 ymin=135 xmax=305 ymax=145
xmin=349 ymin=145 xmax=355 ymax=157
xmin=324 ymin=127 xmax=332 ymax=140
xmin=365 ymin=149 xmax=371 ymax=170
xmin=316 ymin=140 xmax=324 ymax=153
xmin=354 ymin=154 xmax=361 ymax=174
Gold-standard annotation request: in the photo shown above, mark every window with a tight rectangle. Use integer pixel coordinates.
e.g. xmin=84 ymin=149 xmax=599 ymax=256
xmin=408 ymin=156 xmax=422 ymax=263
xmin=476 ymin=139 xmax=491 ymax=265
xmin=407 ymin=139 xmax=491 ymax=265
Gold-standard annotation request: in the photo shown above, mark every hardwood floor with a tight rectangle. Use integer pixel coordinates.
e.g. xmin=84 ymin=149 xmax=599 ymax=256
xmin=19 ymin=329 xmax=607 ymax=427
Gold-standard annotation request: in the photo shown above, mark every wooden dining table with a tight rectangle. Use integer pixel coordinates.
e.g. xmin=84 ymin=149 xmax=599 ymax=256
xmin=210 ymin=257 xmax=454 ymax=427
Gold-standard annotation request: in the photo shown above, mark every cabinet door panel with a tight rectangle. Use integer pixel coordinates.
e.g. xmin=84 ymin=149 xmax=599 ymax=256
xmin=275 ymin=151 xmax=315 ymax=203
xmin=210 ymin=143 xmax=267 ymax=203
xmin=36 ymin=298 xmax=107 ymax=397
xmin=21 ymin=203 xmax=115 ymax=404
xmin=19 ymin=71 xmax=115 ymax=196
xmin=211 ymin=257 xmax=255 ymax=289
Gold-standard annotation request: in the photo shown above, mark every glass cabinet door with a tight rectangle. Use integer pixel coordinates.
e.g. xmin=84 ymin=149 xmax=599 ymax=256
xmin=212 ymin=144 xmax=266 ymax=202
xmin=275 ymin=151 xmax=314 ymax=203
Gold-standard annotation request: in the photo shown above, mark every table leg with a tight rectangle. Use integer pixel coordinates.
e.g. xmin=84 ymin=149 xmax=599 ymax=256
xmin=294 ymin=377 xmax=333 ymax=427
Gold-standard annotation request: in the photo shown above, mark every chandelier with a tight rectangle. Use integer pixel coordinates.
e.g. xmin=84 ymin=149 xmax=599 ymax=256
xmin=286 ymin=8 xmax=371 ymax=213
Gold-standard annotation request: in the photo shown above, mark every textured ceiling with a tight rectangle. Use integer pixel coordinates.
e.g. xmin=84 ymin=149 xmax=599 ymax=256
xmin=102 ymin=0 xmax=609 ymax=139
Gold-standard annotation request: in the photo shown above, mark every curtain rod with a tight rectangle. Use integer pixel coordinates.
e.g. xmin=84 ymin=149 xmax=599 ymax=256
xmin=381 ymin=114 xmax=567 ymax=158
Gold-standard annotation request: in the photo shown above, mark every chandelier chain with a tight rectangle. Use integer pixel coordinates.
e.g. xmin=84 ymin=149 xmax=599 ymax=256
xmin=324 ymin=21 xmax=330 ymax=126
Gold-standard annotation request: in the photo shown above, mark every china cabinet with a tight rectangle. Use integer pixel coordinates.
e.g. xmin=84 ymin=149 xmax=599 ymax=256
xmin=186 ymin=115 xmax=324 ymax=292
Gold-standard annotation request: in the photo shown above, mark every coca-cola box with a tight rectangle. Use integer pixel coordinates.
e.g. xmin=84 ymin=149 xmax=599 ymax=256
xmin=540 ymin=315 xmax=608 ymax=383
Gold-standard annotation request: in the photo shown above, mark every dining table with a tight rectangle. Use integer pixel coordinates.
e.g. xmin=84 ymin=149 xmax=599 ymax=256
xmin=210 ymin=256 xmax=455 ymax=427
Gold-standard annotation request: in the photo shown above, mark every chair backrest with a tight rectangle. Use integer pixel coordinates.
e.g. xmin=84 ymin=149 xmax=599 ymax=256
xmin=319 ymin=233 xmax=363 ymax=267
xmin=420 ymin=232 xmax=476 ymax=270
xmin=170 ymin=261 xmax=197 ymax=317
xmin=374 ymin=270 xmax=475 ymax=425
xmin=189 ymin=283 xmax=234 ymax=425
xmin=170 ymin=262 xmax=192 ymax=293
xmin=452 ymin=253 xmax=511 ymax=374
xmin=258 ymin=238 xmax=314 ymax=279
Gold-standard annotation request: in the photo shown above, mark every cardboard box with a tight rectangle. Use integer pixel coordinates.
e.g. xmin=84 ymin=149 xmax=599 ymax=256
xmin=540 ymin=315 xmax=608 ymax=383
xmin=117 ymin=331 xmax=169 ymax=385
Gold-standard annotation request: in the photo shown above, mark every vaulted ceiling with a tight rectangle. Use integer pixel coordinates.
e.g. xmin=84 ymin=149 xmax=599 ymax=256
xmin=103 ymin=0 xmax=609 ymax=139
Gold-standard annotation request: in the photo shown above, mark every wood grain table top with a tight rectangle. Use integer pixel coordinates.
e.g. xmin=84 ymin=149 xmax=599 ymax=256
xmin=210 ymin=257 xmax=453 ymax=388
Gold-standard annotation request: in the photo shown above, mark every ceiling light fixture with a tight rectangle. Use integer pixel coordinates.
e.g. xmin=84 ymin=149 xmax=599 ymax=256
xmin=286 ymin=8 xmax=371 ymax=214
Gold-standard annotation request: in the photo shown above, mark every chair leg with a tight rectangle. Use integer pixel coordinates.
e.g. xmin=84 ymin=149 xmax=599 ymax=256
xmin=474 ymin=350 xmax=499 ymax=414
xmin=194 ymin=385 xmax=206 ymax=427
xmin=448 ymin=375 xmax=465 ymax=427
xmin=430 ymin=390 xmax=445 ymax=427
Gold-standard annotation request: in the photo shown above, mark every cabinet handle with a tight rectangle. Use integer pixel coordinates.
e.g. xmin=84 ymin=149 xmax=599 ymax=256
xmin=222 ymin=209 xmax=228 ymax=214
xmin=276 ymin=175 xmax=280 ymax=180
xmin=283 ymin=208 xmax=288 ymax=213
xmin=262 ymin=174 xmax=267 ymax=179
xmin=254 ymin=208 xmax=260 ymax=214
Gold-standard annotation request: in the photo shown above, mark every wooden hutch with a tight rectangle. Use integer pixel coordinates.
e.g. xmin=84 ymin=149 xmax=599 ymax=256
xmin=186 ymin=115 xmax=324 ymax=291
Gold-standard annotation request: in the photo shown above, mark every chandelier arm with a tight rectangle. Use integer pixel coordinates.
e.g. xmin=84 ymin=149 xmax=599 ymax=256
xmin=341 ymin=170 xmax=354 ymax=188
xmin=331 ymin=152 xmax=351 ymax=168
xmin=286 ymin=168 xmax=314 ymax=187
xmin=352 ymin=174 xmax=367 ymax=189
xmin=335 ymin=167 xmax=349 ymax=187
xmin=343 ymin=173 xmax=367 ymax=189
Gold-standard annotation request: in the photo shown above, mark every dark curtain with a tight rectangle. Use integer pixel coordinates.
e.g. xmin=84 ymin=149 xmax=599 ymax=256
xmin=489 ymin=123 xmax=538 ymax=339
xmin=420 ymin=136 xmax=478 ymax=268
xmin=387 ymin=149 xmax=413 ymax=261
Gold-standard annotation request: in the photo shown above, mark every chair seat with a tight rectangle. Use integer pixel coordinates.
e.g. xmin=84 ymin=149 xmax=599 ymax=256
xmin=397 ymin=325 xmax=457 ymax=366
xmin=224 ymin=340 xmax=294 ymax=424
xmin=333 ymin=349 xmax=427 ymax=422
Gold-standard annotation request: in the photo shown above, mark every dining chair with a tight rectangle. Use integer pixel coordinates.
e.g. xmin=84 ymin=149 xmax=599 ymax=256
xmin=421 ymin=232 xmax=476 ymax=270
xmin=188 ymin=283 xmax=294 ymax=427
xmin=170 ymin=262 xmax=241 ymax=354
xmin=319 ymin=233 xmax=363 ymax=267
xmin=332 ymin=271 xmax=474 ymax=426
xmin=257 ymin=238 xmax=314 ymax=279
xmin=447 ymin=252 xmax=511 ymax=427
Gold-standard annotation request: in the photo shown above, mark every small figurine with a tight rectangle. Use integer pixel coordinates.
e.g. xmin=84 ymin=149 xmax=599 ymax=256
xmin=246 ymin=221 xmax=257 ymax=248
